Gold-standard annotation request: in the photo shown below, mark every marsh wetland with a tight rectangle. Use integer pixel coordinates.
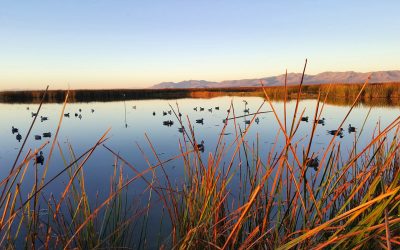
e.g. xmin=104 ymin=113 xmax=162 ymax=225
xmin=0 ymin=84 xmax=399 ymax=249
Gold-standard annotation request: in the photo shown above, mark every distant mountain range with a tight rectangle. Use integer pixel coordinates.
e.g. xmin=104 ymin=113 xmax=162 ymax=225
xmin=151 ymin=70 xmax=400 ymax=89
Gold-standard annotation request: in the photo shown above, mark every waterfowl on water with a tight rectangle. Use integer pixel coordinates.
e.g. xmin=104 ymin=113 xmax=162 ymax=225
xmin=255 ymin=117 xmax=260 ymax=124
xmin=178 ymin=112 xmax=182 ymax=117
xmin=40 ymin=116 xmax=48 ymax=122
xmin=78 ymin=114 xmax=82 ymax=120
xmin=327 ymin=128 xmax=344 ymax=138
xmin=348 ymin=124 xmax=356 ymax=133
xmin=197 ymin=140 xmax=205 ymax=152
xmin=193 ymin=107 xmax=198 ymax=111
xmin=243 ymin=100 xmax=248 ymax=105
xmin=12 ymin=126 xmax=18 ymax=134
xmin=306 ymin=157 xmax=319 ymax=171
xmin=79 ymin=108 xmax=82 ymax=112
xmin=31 ymin=112 xmax=38 ymax=117
xmin=168 ymin=110 xmax=172 ymax=115
xmin=34 ymin=135 xmax=42 ymax=140
xmin=196 ymin=118 xmax=204 ymax=124
xmin=208 ymin=108 xmax=212 ymax=113
xmin=153 ymin=111 xmax=156 ymax=116
xmin=163 ymin=120 xmax=174 ymax=126
xmin=26 ymin=107 xmax=29 ymax=110
xmin=301 ymin=116 xmax=309 ymax=122
xmin=43 ymin=132 xmax=52 ymax=138
xmin=178 ymin=127 xmax=185 ymax=133
xmin=315 ymin=118 xmax=325 ymax=124
xmin=16 ymin=133 xmax=22 ymax=142
xmin=215 ymin=106 xmax=219 ymax=110
xmin=35 ymin=151 xmax=44 ymax=165
xmin=75 ymin=113 xmax=78 ymax=117
xmin=163 ymin=111 xmax=167 ymax=116
xmin=64 ymin=113 xmax=70 ymax=117
xmin=244 ymin=120 xmax=250 ymax=125
xmin=91 ymin=109 xmax=95 ymax=113
xmin=244 ymin=108 xmax=250 ymax=113
xmin=199 ymin=107 xmax=204 ymax=111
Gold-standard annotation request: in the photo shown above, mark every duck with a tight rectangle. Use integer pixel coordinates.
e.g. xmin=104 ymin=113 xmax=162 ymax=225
xmin=91 ymin=109 xmax=95 ymax=113
xmin=197 ymin=140 xmax=205 ymax=152
xmin=327 ymin=128 xmax=344 ymax=138
xmin=193 ymin=107 xmax=198 ymax=111
xmin=79 ymin=108 xmax=82 ymax=112
xmin=153 ymin=111 xmax=156 ymax=116
xmin=178 ymin=112 xmax=182 ymax=117
xmin=315 ymin=118 xmax=325 ymax=125
xmin=244 ymin=108 xmax=250 ymax=113
xmin=168 ymin=110 xmax=172 ymax=115
xmin=178 ymin=127 xmax=185 ymax=133
xmin=78 ymin=114 xmax=82 ymax=120
xmin=75 ymin=113 xmax=78 ymax=117
xmin=199 ymin=107 xmax=204 ymax=111
xmin=64 ymin=113 xmax=70 ymax=117
xmin=34 ymin=135 xmax=42 ymax=140
xmin=244 ymin=120 xmax=250 ymax=125
xmin=301 ymin=116 xmax=309 ymax=122
xmin=208 ymin=108 xmax=212 ymax=113
xmin=215 ymin=106 xmax=219 ymax=110
xmin=348 ymin=124 xmax=356 ymax=133
xmin=255 ymin=117 xmax=260 ymax=124
xmin=163 ymin=120 xmax=174 ymax=126
xmin=163 ymin=111 xmax=167 ymax=116
xmin=26 ymin=107 xmax=30 ymax=110
xmin=35 ymin=151 xmax=44 ymax=165
xmin=40 ymin=116 xmax=48 ymax=122
xmin=43 ymin=132 xmax=52 ymax=138
xmin=31 ymin=112 xmax=38 ymax=117
xmin=196 ymin=118 xmax=204 ymax=124
xmin=16 ymin=133 xmax=22 ymax=142
xmin=12 ymin=126 xmax=18 ymax=134
xmin=306 ymin=157 xmax=319 ymax=171
xmin=243 ymin=100 xmax=248 ymax=105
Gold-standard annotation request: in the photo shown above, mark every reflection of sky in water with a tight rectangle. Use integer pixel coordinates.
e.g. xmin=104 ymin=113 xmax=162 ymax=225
xmin=0 ymin=97 xmax=399 ymax=245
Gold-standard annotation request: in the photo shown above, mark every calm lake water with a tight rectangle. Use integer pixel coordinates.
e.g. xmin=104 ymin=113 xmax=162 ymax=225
xmin=0 ymin=96 xmax=399 ymax=247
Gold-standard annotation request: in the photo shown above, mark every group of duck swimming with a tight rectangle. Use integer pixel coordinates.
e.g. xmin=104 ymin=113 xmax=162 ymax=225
xmin=300 ymin=116 xmax=356 ymax=138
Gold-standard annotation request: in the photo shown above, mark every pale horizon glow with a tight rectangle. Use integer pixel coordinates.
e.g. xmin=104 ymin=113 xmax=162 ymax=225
xmin=0 ymin=1 xmax=399 ymax=90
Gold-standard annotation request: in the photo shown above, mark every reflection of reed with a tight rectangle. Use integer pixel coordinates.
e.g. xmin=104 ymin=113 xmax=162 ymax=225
xmin=1 ymin=82 xmax=399 ymax=107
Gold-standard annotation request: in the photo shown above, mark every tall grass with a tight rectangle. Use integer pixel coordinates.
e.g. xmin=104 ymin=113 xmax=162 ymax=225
xmin=0 ymin=67 xmax=399 ymax=249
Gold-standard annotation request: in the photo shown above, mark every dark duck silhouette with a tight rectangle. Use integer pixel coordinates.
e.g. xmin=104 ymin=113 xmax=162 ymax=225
xmin=64 ymin=113 xmax=70 ymax=117
xmin=178 ymin=127 xmax=185 ymax=133
xmin=193 ymin=107 xmax=198 ymax=111
xmin=12 ymin=126 xmax=18 ymax=134
xmin=327 ymin=128 xmax=344 ymax=138
xmin=199 ymin=107 xmax=204 ymax=111
xmin=301 ymin=116 xmax=309 ymax=122
xmin=255 ymin=117 xmax=260 ymax=124
xmin=348 ymin=124 xmax=356 ymax=133
xmin=43 ymin=132 xmax=52 ymax=138
xmin=35 ymin=151 xmax=44 ymax=165
xmin=40 ymin=116 xmax=48 ymax=122
xmin=315 ymin=118 xmax=325 ymax=125
xmin=197 ymin=140 xmax=205 ymax=152
xmin=196 ymin=118 xmax=204 ymax=124
xmin=153 ymin=111 xmax=156 ymax=116
xmin=163 ymin=120 xmax=174 ymax=126
xmin=163 ymin=111 xmax=167 ymax=116
xmin=34 ymin=135 xmax=42 ymax=140
xmin=215 ymin=106 xmax=219 ymax=110
xmin=16 ymin=133 xmax=22 ymax=142
xmin=91 ymin=109 xmax=95 ymax=113
xmin=306 ymin=157 xmax=319 ymax=171
xmin=31 ymin=112 xmax=38 ymax=117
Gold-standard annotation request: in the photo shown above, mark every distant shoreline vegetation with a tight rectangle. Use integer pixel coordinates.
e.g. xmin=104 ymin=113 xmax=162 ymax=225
xmin=1 ymin=82 xmax=399 ymax=106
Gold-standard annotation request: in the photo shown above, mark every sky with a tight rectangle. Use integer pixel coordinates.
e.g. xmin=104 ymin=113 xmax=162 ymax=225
xmin=0 ymin=1 xmax=399 ymax=90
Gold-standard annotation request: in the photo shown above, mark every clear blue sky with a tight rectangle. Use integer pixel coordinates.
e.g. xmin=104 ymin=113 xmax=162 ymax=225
xmin=0 ymin=1 xmax=399 ymax=90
